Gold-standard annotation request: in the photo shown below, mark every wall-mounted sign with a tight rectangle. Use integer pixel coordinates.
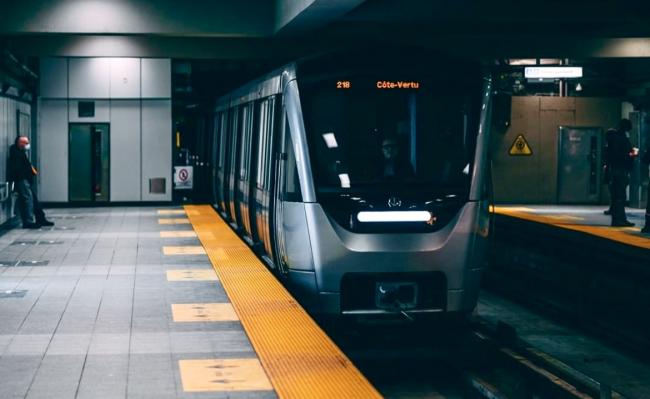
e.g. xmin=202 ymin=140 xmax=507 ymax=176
xmin=509 ymin=134 xmax=533 ymax=156
xmin=174 ymin=166 xmax=193 ymax=190
xmin=524 ymin=67 xmax=583 ymax=79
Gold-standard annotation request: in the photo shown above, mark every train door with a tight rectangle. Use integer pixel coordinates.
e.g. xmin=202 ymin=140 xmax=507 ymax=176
xmin=216 ymin=111 xmax=228 ymax=214
xmin=226 ymin=107 xmax=240 ymax=225
xmin=557 ymin=126 xmax=602 ymax=204
xmin=254 ymin=96 xmax=277 ymax=265
xmin=68 ymin=123 xmax=110 ymax=202
xmin=237 ymin=103 xmax=255 ymax=241
xmin=210 ymin=113 xmax=219 ymax=205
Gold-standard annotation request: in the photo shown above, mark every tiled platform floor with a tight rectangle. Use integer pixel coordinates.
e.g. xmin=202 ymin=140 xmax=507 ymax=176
xmin=0 ymin=207 xmax=276 ymax=399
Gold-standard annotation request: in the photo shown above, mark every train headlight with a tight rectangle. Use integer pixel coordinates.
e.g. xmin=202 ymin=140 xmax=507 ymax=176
xmin=357 ymin=211 xmax=432 ymax=223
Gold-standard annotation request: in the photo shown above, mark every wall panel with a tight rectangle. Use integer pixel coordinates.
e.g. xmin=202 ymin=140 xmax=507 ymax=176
xmin=38 ymin=99 xmax=68 ymax=202
xmin=110 ymin=100 xmax=141 ymax=201
xmin=69 ymin=58 xmax=110 ymax=98
xmin=110 ymin=58 xmax=141 ymax=98
xmin=141 ymin=99 xmax=172 ymax=200
xmin=39 ymin=58 xmax=68 ymax=98
xmin=141 ymin=59 xmax=171 ymax=98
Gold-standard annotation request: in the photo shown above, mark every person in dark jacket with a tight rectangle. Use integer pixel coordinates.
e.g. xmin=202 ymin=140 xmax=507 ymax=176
xmin=8 ymin=136 xmax=53 ymax=229
xmin=605 ymin=119 xmax=636 ymax=227
xmin=378 ymin=136 xmax=414 ymax=180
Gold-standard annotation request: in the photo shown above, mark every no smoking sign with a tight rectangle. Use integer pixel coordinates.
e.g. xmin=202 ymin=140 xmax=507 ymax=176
xmin=174 ymin=166 xmax=194 ymax=189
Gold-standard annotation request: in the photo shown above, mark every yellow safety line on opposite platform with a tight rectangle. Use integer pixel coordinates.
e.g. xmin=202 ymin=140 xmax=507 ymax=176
xmin=184 ymin=205 xmax=382 ymax=399
xmin=493 ymin=207 xmax=650 ymax=250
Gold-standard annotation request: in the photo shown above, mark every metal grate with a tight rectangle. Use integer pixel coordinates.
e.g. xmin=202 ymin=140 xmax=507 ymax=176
xmin=16 ymin=260 xmax=49 ymax=267
xmin=0 ymin=290 xmax=27 ymax=298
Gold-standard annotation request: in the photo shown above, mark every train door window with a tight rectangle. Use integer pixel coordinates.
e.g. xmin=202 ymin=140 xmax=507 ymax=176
xmin=239 ymin=104 xmax=253 ymax=181
xmin=256 ymin=97 xmax=276 ymax=191
xmin=217 ymin=111 xmax=228 ymax=169
xmin=282 ymin=114 xmax=302 ymax=202
xmin=256 ymin=100 xmax=269 ymax=189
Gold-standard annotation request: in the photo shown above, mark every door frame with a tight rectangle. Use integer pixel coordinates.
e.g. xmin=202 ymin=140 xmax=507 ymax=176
xmin=556 ymin=125 xmax=602 ymax=204
xmin=68 ymin=122 xmax=111 ymax=203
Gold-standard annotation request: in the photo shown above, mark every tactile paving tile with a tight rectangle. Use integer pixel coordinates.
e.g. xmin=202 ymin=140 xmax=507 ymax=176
xmin=171 ymin=303 xmax=238 ymax=322
xmin=163 ymin=246 xmax=206 ymax=255
xmin=158 ymin=218 xmax=190 ymax=225
xmin=159 ymin=231 xmax=197 ymax=238
xmin=158 ymin=209 xmax=186 ymax=215
xmin=166 ymin=269 xmax=219 ymax=281
xmin=184 ymin=205 xmax=381 ymax=398
xmin=16 ymin=260 xmax=49 ymax=267
xmin=178 ymin=358 xmax=273 ymax=392
xmin=0 ymin=290 xmax=28 ymax=298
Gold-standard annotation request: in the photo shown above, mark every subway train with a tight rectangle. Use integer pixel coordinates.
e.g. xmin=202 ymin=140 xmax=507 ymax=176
xmin=207 ymin=49 xmax=493 ymax=319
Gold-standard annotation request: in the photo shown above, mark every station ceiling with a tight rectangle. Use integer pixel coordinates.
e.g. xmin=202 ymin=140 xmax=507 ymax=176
xmin=2 ymin=0 xmax=650 ymax=59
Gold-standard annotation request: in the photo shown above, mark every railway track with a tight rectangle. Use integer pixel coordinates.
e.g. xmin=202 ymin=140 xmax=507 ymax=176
xmin=322 ymin=316 xmax=626 ymax=399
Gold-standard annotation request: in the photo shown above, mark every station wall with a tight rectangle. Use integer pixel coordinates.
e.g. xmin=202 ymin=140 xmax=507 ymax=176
xmin=37 ymin=57 xmax=172 ymax=202
xmin=491 ymin=96 xmax=620 ymax=204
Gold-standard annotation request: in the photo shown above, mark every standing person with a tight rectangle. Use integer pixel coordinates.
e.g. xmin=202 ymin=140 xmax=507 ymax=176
xmin=8 ymin=136 xmax=54 ymax=229
xmin=606 ymin=119 xmax=636 ymax=227
xmin=642 ymin=146 xmax=650 ymax=234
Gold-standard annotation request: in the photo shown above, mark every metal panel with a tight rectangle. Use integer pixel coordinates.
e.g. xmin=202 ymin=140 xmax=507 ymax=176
xmin=110 ymin=100 xmax=141 ymax=201
xmin=68 ymin=58 xmax=110 ymax=98
xmin=110 ymin=58 xmax=141 ymax=98
xmin=38 ymin=99 xmax=68 ymax=202
xmin=141 ymin=99 xmax=172 ymax=200
xmin=68 ymin=100 xmax=110 ymax=122
xmin=141 ymin=59 xmax=171 ymax=98
xmin=39 ymin=58 xmax=68 ymax=98
xmin=557 ymin=126 xmax=602 ymax=204
xmin=68 ymin=124 xmax=93 ymax=201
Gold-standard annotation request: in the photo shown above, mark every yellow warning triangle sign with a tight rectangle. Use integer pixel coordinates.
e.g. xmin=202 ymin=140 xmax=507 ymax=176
xmin=509 ymin=134 xmax=533 ymax=156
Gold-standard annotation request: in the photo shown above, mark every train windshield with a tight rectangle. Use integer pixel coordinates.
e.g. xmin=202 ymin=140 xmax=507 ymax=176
xmin=301 ymin=70 xmax=483 ymax=197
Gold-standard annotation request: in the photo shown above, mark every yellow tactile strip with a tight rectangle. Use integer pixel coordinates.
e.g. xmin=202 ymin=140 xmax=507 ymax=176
xmin=184 ymin=205 xmax=382 ymax=399
xmin=493 ymin=206 xmax=650 ymax=250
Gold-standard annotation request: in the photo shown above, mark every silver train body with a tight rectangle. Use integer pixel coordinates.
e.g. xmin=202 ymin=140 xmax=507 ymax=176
xmin=211 ymin=55 xmax=492 ymax=317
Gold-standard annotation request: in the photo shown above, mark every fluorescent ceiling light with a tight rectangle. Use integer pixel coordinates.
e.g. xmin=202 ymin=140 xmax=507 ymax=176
xmin=322 ymin=132 xmax=338 ymax=148
xmin=338 ymin=173 xmax=350 ymax=188
xmin=524 ymin=67 xmax=583 ymax=79
xmin=357 ymin=211 xmax=431 ymax=223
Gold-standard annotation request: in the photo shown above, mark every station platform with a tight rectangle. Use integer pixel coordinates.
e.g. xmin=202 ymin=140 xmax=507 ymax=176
xmin=0 ymin=206 xmax=379 ymax=399
xmin=493 ymin=205 xmax=650 ymax=251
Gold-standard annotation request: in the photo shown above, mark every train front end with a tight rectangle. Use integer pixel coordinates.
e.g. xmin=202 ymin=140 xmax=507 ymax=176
xmin=283 ymin=54 xmax=492 ymax=318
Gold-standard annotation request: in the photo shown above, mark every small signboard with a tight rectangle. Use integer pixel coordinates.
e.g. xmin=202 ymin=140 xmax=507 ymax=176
xmin=174 ymin=166 xmax=194 ymax=190
xmin=509 ymin=134 xmax=533 ymax=156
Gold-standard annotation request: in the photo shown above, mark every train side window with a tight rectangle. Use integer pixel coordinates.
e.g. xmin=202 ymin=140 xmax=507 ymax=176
xmin=283 ymin=114 xmax=302 ymax=202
